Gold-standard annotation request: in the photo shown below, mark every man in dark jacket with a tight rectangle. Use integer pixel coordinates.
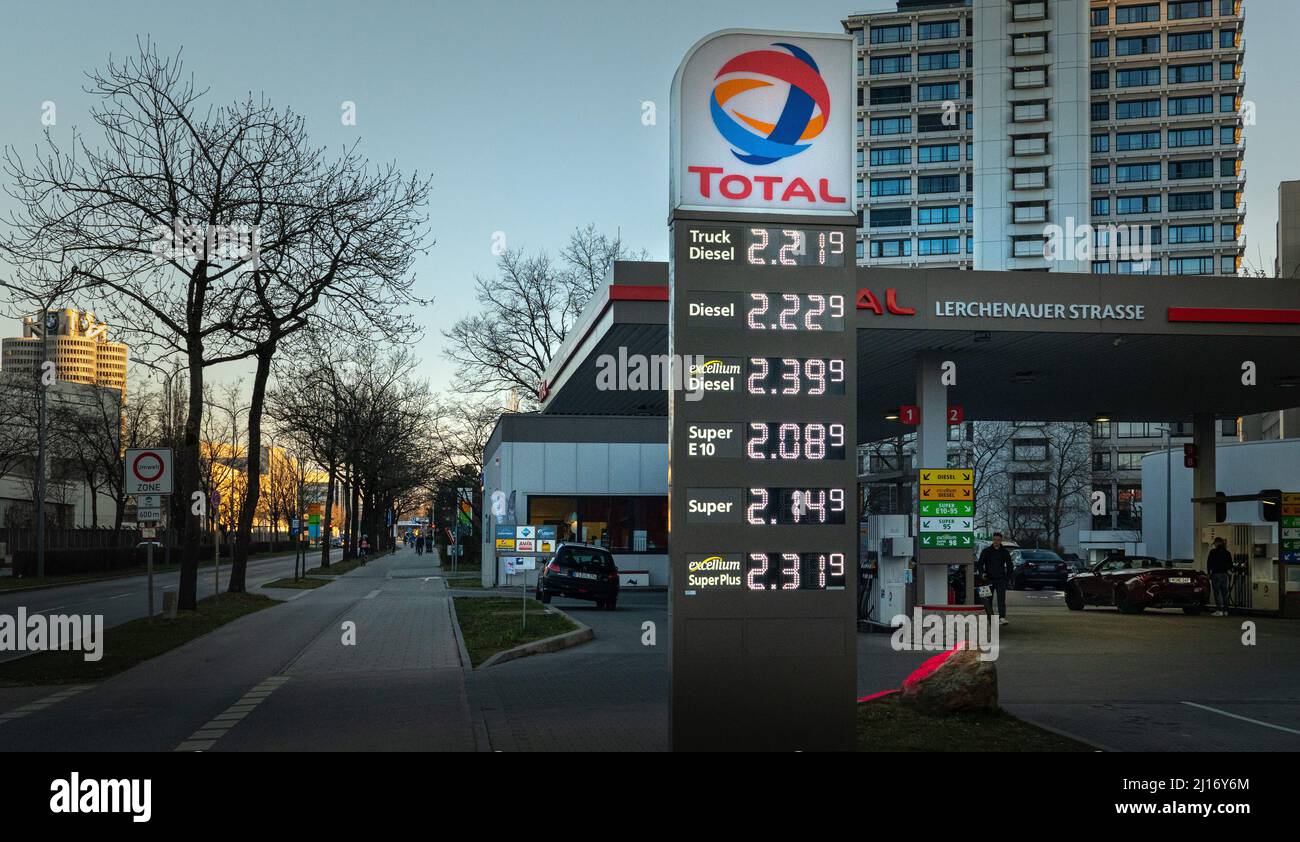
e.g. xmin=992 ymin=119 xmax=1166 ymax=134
xmin=977 ymin=532 xmax=1015 ymax=625
xmin=1207 ymin=536 xmax=1233 ymax=616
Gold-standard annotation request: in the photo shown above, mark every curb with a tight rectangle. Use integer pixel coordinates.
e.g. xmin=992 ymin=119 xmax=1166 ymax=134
xmin=477 ymin=607 xmax=594 ymax=669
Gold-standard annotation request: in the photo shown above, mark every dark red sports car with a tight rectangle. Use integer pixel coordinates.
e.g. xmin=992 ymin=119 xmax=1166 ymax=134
xmin=1065 ymin=556 xmax=1210 ymax=614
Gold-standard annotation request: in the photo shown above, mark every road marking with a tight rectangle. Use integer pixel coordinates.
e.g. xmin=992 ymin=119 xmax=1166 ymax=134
xmin=0 ymin=685 xmax=94 ymax=724
xmin=1181 ymin=702 xmax=1300 ymax=736
xmin=173 ymin=677 xmax=290 ymax=751
xmin=364 ymin=588 xmax=382 ymax=599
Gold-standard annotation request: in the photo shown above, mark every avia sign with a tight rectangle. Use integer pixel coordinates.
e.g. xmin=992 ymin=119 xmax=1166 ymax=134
xmin=671 ymin=30 xmax=852 ymax=216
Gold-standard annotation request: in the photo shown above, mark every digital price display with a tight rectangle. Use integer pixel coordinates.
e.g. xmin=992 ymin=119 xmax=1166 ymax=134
xmin=746 ymin=488 xmax=847 ymax=525
xmin=746 ymin=357 xmax=846 ymax=396
xmin=745 ymin=552 xmax=847 ymax=591
xmin=746 ymin=293 xmax=845 ymax=331
xmin=746 ymin=422 xmax=846 ymax=461
xmin=686 ymin=226 xmax=847 ymax=268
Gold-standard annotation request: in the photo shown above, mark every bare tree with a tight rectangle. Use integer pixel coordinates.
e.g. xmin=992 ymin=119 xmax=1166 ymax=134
xmin=442 ymin=225 xmax=648 ymax=405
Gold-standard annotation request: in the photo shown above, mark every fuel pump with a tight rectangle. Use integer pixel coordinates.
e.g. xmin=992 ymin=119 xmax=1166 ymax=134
xmin=861 ymin=514 xmax=913 ymax=629
xmin=1200 ymin=522 xmax=1280 ymax=613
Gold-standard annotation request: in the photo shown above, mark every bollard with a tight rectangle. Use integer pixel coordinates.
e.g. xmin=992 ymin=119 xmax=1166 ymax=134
xmin=162 ymin=589 xmax=178 ymax=620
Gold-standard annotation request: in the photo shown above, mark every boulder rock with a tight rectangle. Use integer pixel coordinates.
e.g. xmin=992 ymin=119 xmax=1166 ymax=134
xmin=899 ymin=646 xmax=998 ymax=714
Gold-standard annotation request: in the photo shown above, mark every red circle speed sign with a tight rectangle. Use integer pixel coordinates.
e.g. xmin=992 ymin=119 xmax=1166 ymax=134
xmin=132 ymin=451 xmax=165 ymax=483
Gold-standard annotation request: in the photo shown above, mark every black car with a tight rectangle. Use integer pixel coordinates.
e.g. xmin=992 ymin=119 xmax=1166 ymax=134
xmin=1010 ymin=549 xmax=1069 ymax=590
xmin=536 ymin=543 xmax=620 ymax=610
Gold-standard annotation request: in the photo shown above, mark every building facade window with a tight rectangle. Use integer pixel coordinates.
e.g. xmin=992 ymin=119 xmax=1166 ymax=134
xmin=870 ymin=24 xmax=911 ymax=44
xmin=1168 ymin=62 xmax=1213 ymax=84
xmin=870 ymin=55 xmax=911 ymax=75
xmin=1116 ymin=4 xmax=1160 ymax=24
xmin=527 ymin=495 xmax=668 ymax=553
xmin=918 ymin=236 xmax=960 ymax=256
xmin=918 ymin=143 xmax=961 ymax=163
xmin=870 ymin=238 xmax=912 ymax=258
xmin=918 ymin=50 xmax=960 ymax=71
xmin=919 ymin=20 xmax=960 ymax=40
xmin=870 ymin=207 xmax=912 ymax=227
xmin=1117 ymin=130 xmax=1162 ymax=150
xmin=870 ymin=146 xmax=911 ymax=166
xmin=1116 ymin=35 xmax=1160 ymax=56
xmin=870 ymin=116 xmax=911 ymax=136
xmin=1168 ymin=31 xmax=1212 ymax=52
xmin=1117 ymin=67 xmax=1161 ymax=87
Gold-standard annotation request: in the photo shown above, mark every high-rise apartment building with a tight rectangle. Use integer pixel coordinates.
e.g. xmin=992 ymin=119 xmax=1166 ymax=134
xmin=845 ymin=0 xmax=1246 ymax=274
xmin=847 ymin=0 xmax=1247 ymax=556
xmin=1 ymin=308 xmax=128 ymax=399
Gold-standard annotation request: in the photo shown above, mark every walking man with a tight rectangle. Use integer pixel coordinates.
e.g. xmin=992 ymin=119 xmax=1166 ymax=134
xmin=977 ymin=532 xmax=1015 ymax=626
xmin=1207 ymin=535 xmax=1233 ymax=616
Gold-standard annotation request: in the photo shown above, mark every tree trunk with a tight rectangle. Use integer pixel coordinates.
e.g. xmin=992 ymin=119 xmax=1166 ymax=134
xmin=348 ymin=473 xmax=361 ymax=559
xmin=231 ymin=345 xmax=274 ymax=593
xmin=178 ymin=345 xmax=204 ymax=611
xmin=321 ymin=463 xmax=336 ymax=569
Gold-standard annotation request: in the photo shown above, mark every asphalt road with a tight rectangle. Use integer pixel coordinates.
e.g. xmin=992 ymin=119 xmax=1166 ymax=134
xmin=5 ymin=561 xmax=1299 ymax=752
xmin=471 ymin=589 xmax=669 ymax=751
xmin=857 ymin=589 xmax=1300 ymax=752
xmin=0 ymin=548 xmax=342 ymax=663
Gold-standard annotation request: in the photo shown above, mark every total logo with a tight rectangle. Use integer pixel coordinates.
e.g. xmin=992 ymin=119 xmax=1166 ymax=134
xmin=710 ymin=43 xmax=829 ymax=166
xmin=674 ymin=32 xmax=851 ymax=213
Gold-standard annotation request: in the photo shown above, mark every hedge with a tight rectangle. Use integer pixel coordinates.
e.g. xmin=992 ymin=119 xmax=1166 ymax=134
xmin=14 ymin=541 xmax=298 ymax=577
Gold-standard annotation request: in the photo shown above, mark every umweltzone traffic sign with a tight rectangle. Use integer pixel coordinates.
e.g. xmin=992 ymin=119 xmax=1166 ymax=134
xmin=125 ymin=448 xmax=173 ymax=495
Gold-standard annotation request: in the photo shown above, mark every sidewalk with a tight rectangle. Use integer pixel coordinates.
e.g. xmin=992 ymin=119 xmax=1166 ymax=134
xmin=0 ymin=547 xmax=477 ymax=752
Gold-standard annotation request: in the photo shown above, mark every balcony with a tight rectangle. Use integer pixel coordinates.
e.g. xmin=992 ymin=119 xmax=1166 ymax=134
xmin=1012 ymin=34 xmax=1047 ymax=56
xmin=1012 ymin=203 xmax=1048 ymax=224
xmin=1013 ymin=102 xmax=1047 ymax=123
xmin=1011 ymin=2 xmax=1047 ymax=23
xmin=1012 ymin=238 xmax=1047 ymax=258
xmin=1013 ymin=69 xmax=1048 ymax=90
xmin=1013 ymin=169 xmax=1048 ymax=189
xmin=1012 ymin=136 xmax=1047 ymax=156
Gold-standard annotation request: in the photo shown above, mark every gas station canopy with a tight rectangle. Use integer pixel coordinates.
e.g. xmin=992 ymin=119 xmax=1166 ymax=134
xmin=540 ymin=263 xmax=1300 ymax=439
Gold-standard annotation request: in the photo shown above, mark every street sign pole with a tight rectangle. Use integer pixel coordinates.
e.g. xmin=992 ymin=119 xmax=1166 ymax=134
xmin=146 ymin=539 xmax=154 ymax=624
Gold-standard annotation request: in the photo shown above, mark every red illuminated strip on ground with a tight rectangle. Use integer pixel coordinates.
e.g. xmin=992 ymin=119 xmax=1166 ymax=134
xmin=609 ymin=284 xmax=668 ymax=301
xmin=1168 ymin=307 xmax=1300 ymax=325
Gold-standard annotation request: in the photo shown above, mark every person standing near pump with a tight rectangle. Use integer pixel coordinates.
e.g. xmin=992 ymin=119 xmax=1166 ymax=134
xmin=1207 ymin=535 xmax=1233 ymax=616
xmin=977 ymin=532 xmax=1014 ymax=626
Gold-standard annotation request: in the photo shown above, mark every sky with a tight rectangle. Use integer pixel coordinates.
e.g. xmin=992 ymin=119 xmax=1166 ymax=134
xmin=1 ymin=0 xmax=1297 ymax=395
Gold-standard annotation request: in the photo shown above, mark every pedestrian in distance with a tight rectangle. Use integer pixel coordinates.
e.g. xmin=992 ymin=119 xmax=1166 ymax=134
xmin=360 ymin=535 xmax=370 ymax=565
xmin=1207 ymin=535 xmax=1233 ymax=616
xmin=977 ymin=532 xmax=1015 ymax=626
xmin=416 ymin=534 xmax=425 ymax=556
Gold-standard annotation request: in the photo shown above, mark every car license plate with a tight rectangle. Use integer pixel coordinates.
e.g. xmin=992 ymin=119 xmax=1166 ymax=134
xmin=1169 ymin=577 xmax=1191 ymax=584
xmin=573 ymin=571 xmax=598 ymax=580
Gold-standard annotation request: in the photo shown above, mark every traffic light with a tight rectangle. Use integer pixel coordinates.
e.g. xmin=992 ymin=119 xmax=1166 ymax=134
xmin=1261 ymin=489 xmax=1281 ymax=523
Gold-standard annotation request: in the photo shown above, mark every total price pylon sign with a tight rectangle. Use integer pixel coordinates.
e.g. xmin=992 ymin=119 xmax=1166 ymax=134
xmin=918 ymin=468 xmax=974 ymax=550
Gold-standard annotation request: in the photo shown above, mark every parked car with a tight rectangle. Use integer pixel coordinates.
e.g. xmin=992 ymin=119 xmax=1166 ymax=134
xmin=1011 ymin=549 xmax=1070 ymax=590
xmin=1065 ymin=555 xmax=1210 ymax=614
xmin=536 ymin=543 xmax=620 ymax=609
